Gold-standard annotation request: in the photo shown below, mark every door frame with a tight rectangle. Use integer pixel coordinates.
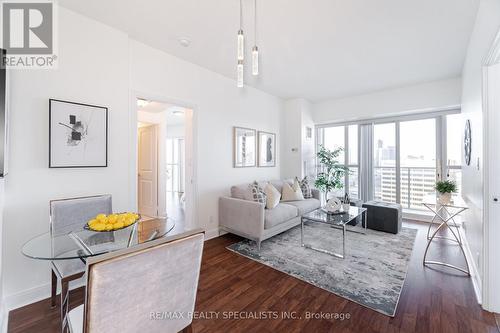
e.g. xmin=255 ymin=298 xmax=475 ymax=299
xmin=129 ymin=91 xmax=199 ymax=230
xmin=482 ymin=27 xmax=500 ymax=312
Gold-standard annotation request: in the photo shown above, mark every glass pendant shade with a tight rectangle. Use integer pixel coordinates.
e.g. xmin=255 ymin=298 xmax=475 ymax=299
xmin=252 ymin=46 xmax=259 ymax=76
xmin=237 ymin=60 xmax=244 ymax=88
xmin=237 ymin=30 xmax=244 ymax=61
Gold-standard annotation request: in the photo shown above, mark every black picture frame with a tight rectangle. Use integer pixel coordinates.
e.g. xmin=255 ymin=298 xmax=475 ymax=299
xmin=49 ymin=99 xmax=108 ymax=168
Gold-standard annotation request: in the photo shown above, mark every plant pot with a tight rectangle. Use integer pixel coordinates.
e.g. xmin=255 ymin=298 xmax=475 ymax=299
xmin=438 ymin=192 xmax=452 ymax=205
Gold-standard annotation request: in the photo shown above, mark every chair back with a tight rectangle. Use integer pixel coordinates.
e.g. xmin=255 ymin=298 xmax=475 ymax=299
xmin=50 ymin=195 xmax=112 ymax=237
xmin=82 ymin=229 xmax=204 ymax=333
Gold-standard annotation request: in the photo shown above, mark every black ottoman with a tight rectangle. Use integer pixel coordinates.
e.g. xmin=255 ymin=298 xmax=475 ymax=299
xmin=362 ymin=201 xmax=402 ymax=234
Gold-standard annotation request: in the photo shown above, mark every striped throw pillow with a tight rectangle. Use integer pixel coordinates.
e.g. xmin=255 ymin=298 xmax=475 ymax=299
xmin=248 ymin=181 xmax=267 ymax=204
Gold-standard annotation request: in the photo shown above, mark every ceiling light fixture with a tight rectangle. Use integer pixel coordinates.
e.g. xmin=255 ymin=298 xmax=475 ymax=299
xmin=137 ymin=98 xmax=149 ymax=107
xmin=177 ymin=37 xmax=191 ymax=47
xmin=252 ymin=0 xmax=259 ymax=76
xmin=172 ymin=109 xmax=184 ymax=116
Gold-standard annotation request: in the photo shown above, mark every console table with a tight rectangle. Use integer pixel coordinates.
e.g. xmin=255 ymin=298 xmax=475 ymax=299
xmin=422 ymin=193 xmax=470 ymax=275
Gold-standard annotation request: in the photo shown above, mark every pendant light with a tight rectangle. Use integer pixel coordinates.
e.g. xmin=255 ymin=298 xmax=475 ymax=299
xmin=237 ymin=0 xmax=244 ymax=87
xmin=252 ymin=0 xmax=259 ymax=76
xmin=237 ymin=60 xmax=244 ymax=87
xmin=237 ymin=0 xmax=244 ymax=61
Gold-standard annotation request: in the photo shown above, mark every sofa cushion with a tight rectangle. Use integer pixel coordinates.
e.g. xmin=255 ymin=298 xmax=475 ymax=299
xmin=282 ymin=180 xmax=305 ymax=202
xmin=268 ymin=179 xmax=293 ymax=194
xmin=285 ymin=198 xmax=321 ymax=215
xmin=264 ymin=203 xmax=298 ymax=229
xmin=231 ymin=182 xmax=267 ymax=200
xmin=264 ymin=183 xmax=281 ymax=209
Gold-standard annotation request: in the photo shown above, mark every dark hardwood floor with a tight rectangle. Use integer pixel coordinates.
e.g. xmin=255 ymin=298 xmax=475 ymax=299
xmin=8 ymin=221 xmax=499 ymax=332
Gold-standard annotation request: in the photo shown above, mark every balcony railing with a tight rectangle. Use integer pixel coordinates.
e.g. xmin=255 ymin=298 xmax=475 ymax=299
xmin=374 ymin=166 xmax=437 ymax=210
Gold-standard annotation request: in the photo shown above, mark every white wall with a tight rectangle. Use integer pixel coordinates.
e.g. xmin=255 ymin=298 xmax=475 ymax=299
xmin=2 ymin=8 xmax=283 ymax=309
xmin=281 ymin=99 xmax=315 ymax=180
xmin=3 ymin=8 xmax=130 ymax=309
xmin=460 ymin=0 xmax=500 ymax=309
xmin=129 ymin=40 xmax=283 ymax=233
xmin=313 ymin=78 xmax=462 ymax=124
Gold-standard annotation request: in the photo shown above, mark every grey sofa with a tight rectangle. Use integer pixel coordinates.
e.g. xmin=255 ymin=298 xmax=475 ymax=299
xmin=219 ymin=179 xmax=321 ymax=249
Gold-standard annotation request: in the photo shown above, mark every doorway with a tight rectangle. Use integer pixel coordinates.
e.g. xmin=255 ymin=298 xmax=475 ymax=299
xmin=136 ymin=98 xmax=194 ymax=230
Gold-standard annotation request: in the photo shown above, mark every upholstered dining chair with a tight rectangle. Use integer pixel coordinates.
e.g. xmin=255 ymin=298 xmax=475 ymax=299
xmin=66 ymin=229 xmax=205 ymax=333
xmin=49 ymin=195 xmax=112 ymax=326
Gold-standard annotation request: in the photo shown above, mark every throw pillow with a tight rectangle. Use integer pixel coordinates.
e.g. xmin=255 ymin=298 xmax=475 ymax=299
xmin=281 ymin=180 xmax=305 ymax=201
xmin=264 ymin=183 xmax=281 ymax=209
xmin=296 ymin=176 xmax=312 ymax=199
xmin=248 ymin=181 xmax=267 ymax=204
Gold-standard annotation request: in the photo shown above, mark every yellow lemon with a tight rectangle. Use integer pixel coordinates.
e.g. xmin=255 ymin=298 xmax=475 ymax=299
xmin=125 ymin=217 xmax=135 ymax=226
xmin=105 ymin=224 xmax=114 ymax=231
xmin=93 ymin=223 xmax=106 ymax=231
xmin=96 ymin=214 xmax=107 ymax=221
xmin=108 ymin=215 xmax=118 ymax=224
xmin=88 ymin=219 xmax=98 ymax=226
xmin=113 ymin=222 xmax=124 ymax=230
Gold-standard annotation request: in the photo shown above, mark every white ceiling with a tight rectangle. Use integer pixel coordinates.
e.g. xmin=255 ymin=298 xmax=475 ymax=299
xmin=60 ymin=0 xmax=478 ymax=102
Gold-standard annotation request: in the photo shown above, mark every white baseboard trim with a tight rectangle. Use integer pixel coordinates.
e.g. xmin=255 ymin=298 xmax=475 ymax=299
xmin=459 ymin=227 xmax=482 ymax=304
xmin=205 ymin=227 xmax=225 ymax=240
xmin=3 ymin=278 xmax=85 ymax=313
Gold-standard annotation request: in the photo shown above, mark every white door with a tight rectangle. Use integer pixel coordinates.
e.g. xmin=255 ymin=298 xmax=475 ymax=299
xmin=138 ymin=125 xmax=158 ymax=217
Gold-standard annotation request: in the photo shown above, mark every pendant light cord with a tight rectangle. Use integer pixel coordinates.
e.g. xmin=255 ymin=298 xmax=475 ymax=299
xmin=254 ymin=0 xmax=257 ymax=45
xmin=240 ymin=0 xmax=243 ymax=30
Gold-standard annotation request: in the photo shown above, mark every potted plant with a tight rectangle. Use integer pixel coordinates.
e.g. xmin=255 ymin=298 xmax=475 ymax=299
xmin=314 ymin=145 xmax=349 ymax=205
xmin=435 ymin=180 xmax=457 ymax=204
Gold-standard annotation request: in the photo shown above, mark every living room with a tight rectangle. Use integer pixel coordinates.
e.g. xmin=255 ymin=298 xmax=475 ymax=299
xmin=0 ymin=0 xmax=500 ymax=332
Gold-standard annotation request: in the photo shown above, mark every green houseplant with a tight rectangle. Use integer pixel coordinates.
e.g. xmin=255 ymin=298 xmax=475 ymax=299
xmin=314 ymin=145 xmax=349 ymax=203
xmin=435 ymin=180 xmax=457 ymax=204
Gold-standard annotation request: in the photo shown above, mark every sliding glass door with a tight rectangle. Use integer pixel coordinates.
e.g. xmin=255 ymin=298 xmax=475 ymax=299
xmin=400 ymin=119 xmax=437 ymax=210
xmin=317 ymin=111 xmax=462 ymax=215
xmin=373 ymin=123 xmax=397 ymax=203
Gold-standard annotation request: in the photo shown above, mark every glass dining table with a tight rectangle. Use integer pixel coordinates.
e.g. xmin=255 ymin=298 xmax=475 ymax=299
xmin=22 ymin=217 xmax=176 ymax=261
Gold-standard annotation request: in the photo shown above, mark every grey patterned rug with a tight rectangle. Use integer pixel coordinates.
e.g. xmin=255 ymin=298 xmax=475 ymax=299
xmin=227 ymin=224 xmax=417 ymax=316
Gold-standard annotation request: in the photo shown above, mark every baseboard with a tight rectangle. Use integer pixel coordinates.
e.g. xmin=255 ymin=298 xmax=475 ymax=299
xmin=205 ymin=227 xmax=225 ymax=240
xmin=3 ymin=278 xmax=85 ymax=313
xmin=459 ymin=227 xmax=482 ymax=304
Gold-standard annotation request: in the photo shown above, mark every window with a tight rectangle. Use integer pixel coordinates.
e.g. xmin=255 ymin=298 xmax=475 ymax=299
xmin=445 ymin=114 xmax=462 ymax=195
xmin=317 ymin=110 xmax=463 ymax=215
xmin=400 ymin=119 xmax=436 ymax=210
xmin=373 ymin=123 xmax=396 ymax=203
xmin=319 ymin=124 xmax=359 ymax=199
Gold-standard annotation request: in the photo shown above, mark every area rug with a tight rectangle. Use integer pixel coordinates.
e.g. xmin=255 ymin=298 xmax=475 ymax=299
xmin=227 ymin=224 xmax=417 ymax=316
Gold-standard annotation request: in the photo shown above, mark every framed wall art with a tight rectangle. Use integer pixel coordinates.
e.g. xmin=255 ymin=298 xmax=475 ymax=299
xmin=258 ymin=131 xmax=276 ymax=167
xmin=49 ymin=99 xmax=108 ymax=168
xmin=233 ymin=127 xmax=256 ymax=168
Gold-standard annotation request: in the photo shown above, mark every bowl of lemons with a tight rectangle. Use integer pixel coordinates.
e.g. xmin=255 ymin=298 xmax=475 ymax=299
xmin=85 ymin=212 xmax=140 ymax=232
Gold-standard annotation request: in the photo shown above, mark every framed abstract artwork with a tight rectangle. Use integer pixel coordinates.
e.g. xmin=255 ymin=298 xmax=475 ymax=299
xmin=233 ymin=127 xmax=256 ymax=168
xmin=49 ymin=99 xmax=108 ymax=168
xmin=258 ymin=131 xmax=276 ymax=167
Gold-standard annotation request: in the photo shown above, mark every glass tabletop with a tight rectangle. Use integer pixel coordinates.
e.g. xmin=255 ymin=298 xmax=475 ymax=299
xmin=302 ymin=206 xmax=367 ymax=226
xmin=422 ymin=193 xmax=468 ymax=209
xmin=22 ymin=217 xmax=175 ymax=260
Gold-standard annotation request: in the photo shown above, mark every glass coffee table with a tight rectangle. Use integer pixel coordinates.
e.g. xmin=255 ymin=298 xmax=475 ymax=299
xmin=301 ymin=206 xmax=367 ymax=259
